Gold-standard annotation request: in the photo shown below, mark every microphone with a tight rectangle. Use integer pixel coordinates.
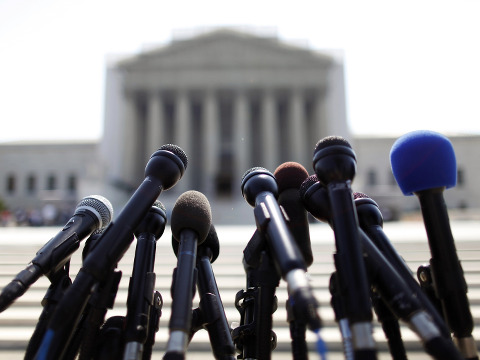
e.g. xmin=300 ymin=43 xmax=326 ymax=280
xmin=123 ymin=200 xmax=167 ymax=360
xmin=300 ymin=176 xmax=465 ymax=360
xmin=194 ymin=225 xmax=236 ymax=359
xmin=34 ymin=144 xmax=187 ymax=360
xmin=353 ymin=191 xmax=451 ymax=339
xmin=390 ymin=130 xmax=478 ymax=360
xmin=164 ymin=190 xmax=212 ymax=360
xmin=273 ymin=162 xmax=312 ymax=360
xmin=241 ymin=167 xmax=322 ymax=333
xmin=273 ymin=162 xmax=313 ymax=267
xmin=312 ymin=136 xmax=376 ymax=359
xmin=0 ymin=195 xmax=113 ymax=313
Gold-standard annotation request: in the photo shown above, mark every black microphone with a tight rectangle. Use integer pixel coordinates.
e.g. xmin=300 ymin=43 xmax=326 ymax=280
xmin=273 ymin=161 xmax=313 ymax=360
xmin=300 ymin=176 xmax=465 ymax=360
xmin=34 ymin=144 xmax=187 ymax=360
xmin=353 ymin=191 xmax=451 ymax=339
xmin=0 ymin=195 xmax=113 ymax=313
xmin=390 ymin=130 xmax=478 ymax=360
xmin=164 ymin=190 xmax=212 ymax=360
xmin=123 ymin=200 xmax=167 ymax=360
xmin=273 ymin=161 xmax=313 ymax=267
xmin=312 ymin=136 xmax=376 ymax=359
xmin=241 ymin=167 xmax=322 ymax=333
xmin=195 ymin=225 xmax=236 ymax=360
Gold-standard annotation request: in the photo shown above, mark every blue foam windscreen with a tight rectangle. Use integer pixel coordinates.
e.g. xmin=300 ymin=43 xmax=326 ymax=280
xmin=390 ymin=130 xmax=457 ymax=195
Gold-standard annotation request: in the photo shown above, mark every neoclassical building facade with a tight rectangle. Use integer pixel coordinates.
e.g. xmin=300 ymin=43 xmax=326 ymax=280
xmin=1 ymin=29 xmax=479 ymax=224
xmin=100 ymin=29 xmax=349 ymax=220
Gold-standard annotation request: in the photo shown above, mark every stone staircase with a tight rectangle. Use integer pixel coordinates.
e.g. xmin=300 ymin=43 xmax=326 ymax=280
xmin=0 ymin=222 xmax=479 ymax=359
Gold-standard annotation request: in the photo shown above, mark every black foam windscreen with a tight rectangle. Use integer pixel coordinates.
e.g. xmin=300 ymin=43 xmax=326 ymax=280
xmin=170 ymin=190 xmax=212 ymax=245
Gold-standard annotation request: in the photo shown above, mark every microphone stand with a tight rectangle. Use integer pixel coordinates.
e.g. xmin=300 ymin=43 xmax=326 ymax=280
xmin=370 ymin=291 xmax=407 ymax=360
xmin=286 ymin=297 xmax=308 ymax=360
xmin=123 ymin=232 xmax=161 ymax=360
xmin=232 ymin=230 xmax=279 ymax=360
xmin=416 ymin=265 xmax=444 ymax=319
xmin=232 ymin=283 xmax=257 ymax=358
xmin=75 ymin=269 xmax=122 ymax=360
xmin=191 ymin=245 xmax=236 ymax=359
xmin=255 ymin=250 xmax=280 ymax=360
xmin=329 ymin=272 xmax=353 ymax=360
xmin=142 ymin=291 xmax=163 ymax=360
xmin=64 ymin=232 xmax=123 ymax=360
xmin=24 ymin=264 xmax=72 ymax=360
xmin=163 ymin=233 xmax=198 ymax=360
xmin=416 ymin=188 xmax=478 ymax=360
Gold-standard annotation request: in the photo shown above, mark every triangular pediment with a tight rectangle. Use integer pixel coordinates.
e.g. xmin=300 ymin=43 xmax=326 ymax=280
xmin=119 ymin=28 xmax=332 ymax=71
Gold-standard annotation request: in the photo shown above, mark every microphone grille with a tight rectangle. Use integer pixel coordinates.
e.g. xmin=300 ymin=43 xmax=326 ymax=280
xmin=159 ymin=144 xmax=188 ymax=170
xmin=76 ymin=195 xmax=113 ymax=230
xmin=171 ymin=190 xmax=212 ymax=244
xmin=153 ymin=200 xmax=166 ymax=213
xmin=314 ymin=135 xmax=351 ymax=153
xmin=241 ymin=167 xmax=269 ymax=182
xmin=353 ymin=192 xmax=370 ymax=200
xmin=299 ymin=174 xmax=319 ymax=198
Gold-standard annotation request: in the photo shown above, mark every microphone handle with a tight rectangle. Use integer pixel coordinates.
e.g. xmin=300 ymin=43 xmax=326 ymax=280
xmin=278 ymin=188 xmax=313 ymax=267
xmin=359 ymin=228 xmax=464 ymax=360
xmin=254 ymin=192 xmax=306 ymax=276
xmin=254 ymin=251 xmax=279 ymax=360
xmin=371 ymin=292 xmax=407 ymax=360
xmin=329 ymin=272 xmax=354 ymax=360
xmin=237 ymin=231 xmax=264 ymax=359
xmin=254 ymin=192 xmax=321 ymax=331
xmin=124 ymin=232 xmax=157 ymax=348
xmin=286 ymin=298 xmax=309 ymax=360
xmin=0 ymin=213 xmax=97 ymax=313
xmin=165 ymin=229 xmax=198 ymax=356
xmin=417 ymin=189 xmax=478 ymax=359
xmin=33 ymin=212 xmax=98 ymax=275
xmin=82 ymin=176 xmax=164 ymax=281
xmin=24 ymin=267 xmax=72 ymax=360
xmin=363 ymin=225 xmax=451 ymax=339
xmin=327 ymin=182 xmax=373 ymax=325
xmin=34 ymin=269 xmax=96 ymax=360
xmin=196 ymin=253 xmax=236 ymax=359
xmin=143 ymin=291 xmax=163 ymax=360
xmin=417 ymin=189 xmax=474 ymax=334
xmin=326 ymin=182 xmax=376 ymax=359
xmin=76 ymin=270 xmax=123 ymax=360
xmin=0 ymin=263 xmax=42 ymax=312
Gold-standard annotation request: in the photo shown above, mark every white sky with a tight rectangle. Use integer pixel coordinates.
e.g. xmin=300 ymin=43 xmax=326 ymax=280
xmin=0 ymin=0 xmax=479 ymax=143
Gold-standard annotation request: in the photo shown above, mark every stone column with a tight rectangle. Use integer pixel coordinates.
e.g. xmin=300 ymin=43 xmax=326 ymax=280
xmin=289 ymin=88 xmax=308 ymax=166
xmin=121 ymin=92 xmax=138 ymax=187
xmin=261 ymin=89 xmax=278 ymax=171
xmin=146 ymin=91 xmax=164 ymax=158
xmin=203 ymin=89 xmax=218 ymax=198
xmin=233 ymin=89 xmax=250 ymax=195
xmin=174 ymin=89 xmax=190 ymax=192
xmin=314 ymin=88 xmax=328 ymax=142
